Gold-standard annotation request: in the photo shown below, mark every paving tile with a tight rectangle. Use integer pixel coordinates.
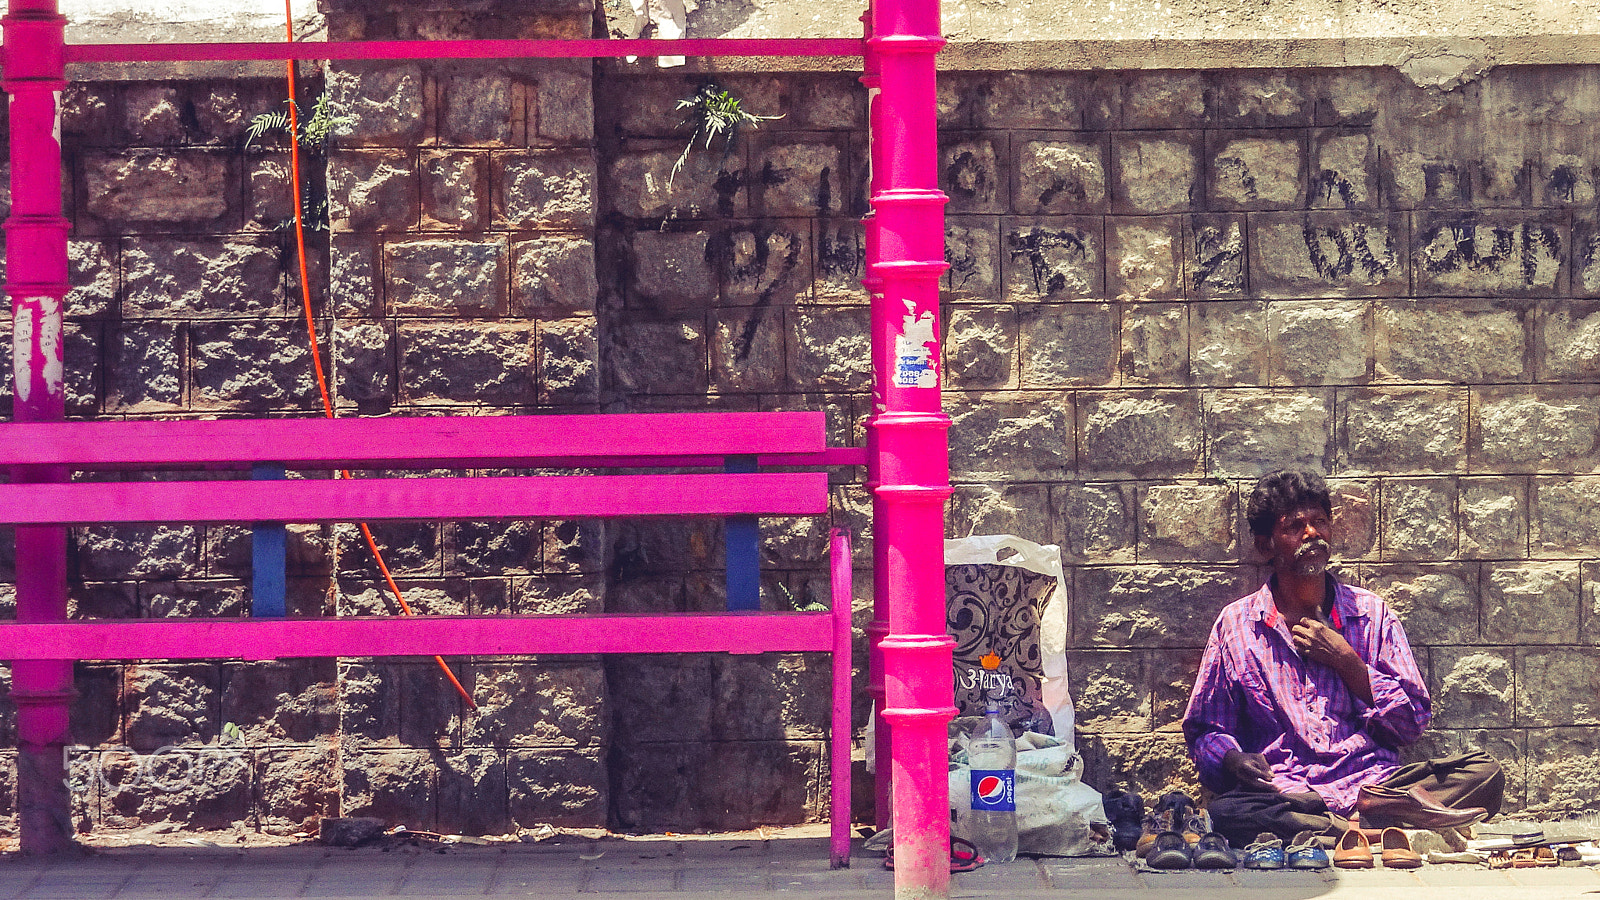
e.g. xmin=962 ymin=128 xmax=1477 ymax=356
xmin=1043 ymin=860 xmax=1144 ymax=888
xmin=1232 ymin=868 xmax=1331 ymax=888
xmin=580 ymin=868 xmax=677 ymax=893
xmin=1416 ymin=867 xmax=1518 ymax=886
xmin=1506 ymin=866 xmax=1600 ymax=886
xmin=676 ymin=867 xmax=772 ymax=892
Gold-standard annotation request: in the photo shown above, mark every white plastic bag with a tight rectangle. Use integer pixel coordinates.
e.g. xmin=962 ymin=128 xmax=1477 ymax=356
xmin=949 ymin=730 xmax=1112 ymax=857
xmin=944 ymin=535 xmax=1072 ymax=745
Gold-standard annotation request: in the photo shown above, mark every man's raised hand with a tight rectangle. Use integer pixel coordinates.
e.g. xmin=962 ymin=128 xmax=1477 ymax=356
xmin=1222 ymin=749 xmax=1275 ymax=791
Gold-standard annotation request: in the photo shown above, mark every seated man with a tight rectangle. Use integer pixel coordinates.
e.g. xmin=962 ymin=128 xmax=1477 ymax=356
xmin=1183 ymin=469 xmax=1504 ymax=847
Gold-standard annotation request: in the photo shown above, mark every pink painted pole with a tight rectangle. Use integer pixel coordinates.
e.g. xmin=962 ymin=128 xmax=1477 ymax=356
xmin=857 ymin=8 xmax=894 ymax=835
xmin=828 ymin=527 xmax=854 ymax=869
xmin=866 ymin=0 xmax=953 ymax=893
xmin=3 ymin=0 xmax=76 ymax=855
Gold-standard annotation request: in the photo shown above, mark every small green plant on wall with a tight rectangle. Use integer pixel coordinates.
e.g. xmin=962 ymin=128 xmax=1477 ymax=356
xmin=245 ymin=92 xmax=356 ymax=231
xmin=668 ymin=83 xmax=782 ymax=188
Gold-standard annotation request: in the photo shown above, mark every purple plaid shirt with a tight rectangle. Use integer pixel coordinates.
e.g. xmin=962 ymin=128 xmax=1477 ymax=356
xmin=1182 ymin=578 xmax=1431 ymax=815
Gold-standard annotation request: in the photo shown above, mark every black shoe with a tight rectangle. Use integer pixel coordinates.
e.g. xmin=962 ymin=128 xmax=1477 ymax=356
xmin=1102 ymin=789 xmax=1144 ymax=853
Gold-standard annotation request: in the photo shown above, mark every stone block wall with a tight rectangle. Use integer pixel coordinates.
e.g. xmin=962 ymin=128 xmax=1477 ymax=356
xmin=7 ymin=51 xmax=1600 ymax=836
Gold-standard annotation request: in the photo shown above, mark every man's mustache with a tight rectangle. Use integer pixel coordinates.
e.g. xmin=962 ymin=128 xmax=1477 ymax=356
xmin=1295 ymin=538 xmax=1332 ymax=559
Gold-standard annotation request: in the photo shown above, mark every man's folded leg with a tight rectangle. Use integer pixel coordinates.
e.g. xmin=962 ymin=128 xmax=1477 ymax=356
xmin=1208 ymin=788 xmax=1350 ymax=849
xmin=1376 ymin=750 xmax=1504 ymax=818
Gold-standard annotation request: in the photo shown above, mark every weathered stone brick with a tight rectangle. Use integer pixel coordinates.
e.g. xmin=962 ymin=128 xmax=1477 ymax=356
xmin=1107 ymin=217 xmax=1180 ymax=300
xmin=1310 ymin=131 xmax=1375 ymax=209
xmin=508 ymin=747 xmax=606 ymax=827
xmin=98 ymin=748 xmax=252 ymax=829
xmin=1376 ymin=301 xmax=1528 ymax=383
xmin=1191 ymin=302 xmax=1268 ymax=385
xmin=1140 ymin=483 xmax=1236 ymax=562
xmin=219 ymin=660 xmax=338 ymax=744
xmin=1381 ymin=478 xmax=1458 ymax=560
xmin=106 ymin=323 xmax=182 ymax=412
xmin=1484 ymin=562 xmax=1580 ymax=644
xmin=976 ymin=73 xmax=1086 ymax=129
xmin=1068 ymin=650 xmax=1149 ymax=732
xmin=1188 ymin=214 xmax=1247 ymax=296
xmin=139 ymin=581 xmax=246 ymax=619
xmin=75 ymin=526 xmax=199 ymax=581
xmin=437 ymin=749 xmax=510 ymax=835
xmin=326 ymin=62 xmax=425 ymax=145
xmin=257 ymin=745 xmax=339 ymax=829
xmin=420 ymin=152 xmax=484 ymax=228
xmin=1472 ymin=389 xmax=1599 ymax=472
xmin=245 ymin=155 xmax=293 ymax=232
xmin=84 ymin=152 xmax=230 ymax=224
xmin=67 ymin=241 xmax=115 ymax=318
xmin=332 ymin=321 xmax=393 ymax=407
xmin=1383 ymin=150 xmax=1475 ymax=209
xmin=385 ymin=238 xmax=506 ymax=316
xmin=1078 ymin=732 xmax=1198 ymax=804
xmin=1537 ymin=152 xmax=1596 ymax=207
xmin=342 ymin=749 xmax=438 ymax=830
xmin=1112 ymin=133 xmax=1200 ymax=213
xmin=1330 ymin=478 xmax=1378 ymax=560
xmin=193 ymin=84 xmax=248 ymax=145
xmin=1250 ymin=212 xmax=1406 ymax=298
xmin=790 ymin=306 xmax=869 ymax=391
xmin=538 ymin=315 xmax=600 ymax=404
xmin=1340 ymin=389 xmax=1466 ymax=474
xmin=511 ymin=234 xmax=597 ymax=315
xmin=397 ymin=321 xmax=536 ymax=405
xmin=1213 ymin=71 xmax=1311 ymax=127
xmin=1538 ymin=299 xmax=1600 ymax=379
xmin=942 ymin=305 xmax=1019 ymax=394
xmin=1121 ymin=303 xmax=1187 ymax=385
xmin=1003 ymin=219 xmax=1102 ymax=301
xmin=330 ymin=234 xmax=380 ymax=318
xmin=63 ymin=324 xmax=101 ymax=417
xmin=712 ymin=307 xmax=786 ymax=392
xmin=1314 ymin=71 xmax=1382 ymax=126
xmin=607 ymin=148 xmax=733 ymax=220
xmin=122 ymin=239 xmax=285 ymax=318
xmin=947 ymin=482 xmax=1055 ymax=549
xmin=1078 ymin=392 xmax=1203 ymax=479
xmin=497 ymin=151 xmax=597 ymax=228
xmin=754 ymin=137 xmax=845 ymax=217
xmin=1532 ymin=477 xmax=1600 ymax=556
xmin=1209 ymin=134 xmax=1305 ymax=210
xmin=335 ymin=522 xmax=442 ymax=580
xmin=716 ymin=225 xmax=810 ymax=306
xmin=1519 ymin=648 xmax=1600 ymax=726
xmin=946 ymin=391 xmax=1071 ymax=481
xmin=944 ymin=218 xmax=1000 ymax=300
xmin=327 ymin=150 xmax=417 ymax=232
xmin=517 ymin=574 xmax=604 ymax=616
xmin=68 ymin=582 xmax=136 ymax=621
xmin=938 ymin=135 xmax=1003 ymax=215
xmin=629 ymin=230 xmax=716 ymax=310
xmin=1363 ymin=564 xmax=1480 ymax=645
xmin=815 ymin=220 xmax=866 ymax=304
xmin=611 ymin=739 xmax=818 ymax=830
xmin=1121 ymin=72 xmax=1207 ymax=129
xmin=124 ymin=664 xmax=218 ymax=751
xmin=1430 ymin=647 xmax=1512 ymax=729
xmin=1573 ymin=218 xmax=1600 ymax=297
xmin=608 ymin=317 xmax=704 ymax=395
xmin=1204 ymin=391 xmax=1331 ymax=478
xmin=1016 ymin=135 xmax=1106 ymax=215
xmin=1413 ymin=213 xmax=1564 ymax=297
xmin=1056 ymin=482 xmax=1135 ymax=564
xmin=440 ymin=70 xmax=516 ymax=147
xmin=534 ymin=63 xmax=593 ymax=144
xmin=191 ymin=321 xmax=325 ymax=412
xmin=209 ymin=522 xmax=332 ymax=581
xmin=1075 ymin=565 xmax=1246 ymax=648
xmin=447 ymin=521 xmax=538 ymax=577
xmin=464 ymin=662 xmax=604 ymax=747
xmin=1525 ymin=727 xmax=1600 ymax=816
xmin=1018 ymin=303 xmax=1115 ymax=388
xmin=1270 ymin=300 xmax=1370 ymax=384
xmin=1460 ymin=477 xmax=1528 ymax=559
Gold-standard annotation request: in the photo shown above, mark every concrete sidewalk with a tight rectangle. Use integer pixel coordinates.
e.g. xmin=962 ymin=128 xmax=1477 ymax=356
xmin=2 ymin=834 xmax=1599 ymax=900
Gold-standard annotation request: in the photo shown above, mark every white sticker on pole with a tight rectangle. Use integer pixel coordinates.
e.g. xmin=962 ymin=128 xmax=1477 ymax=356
xmin=892 ymin=300 xmax=938 ymax=389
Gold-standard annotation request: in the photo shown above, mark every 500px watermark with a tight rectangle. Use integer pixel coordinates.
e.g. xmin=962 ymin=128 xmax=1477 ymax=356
xmin=63 ymin=739 xmax=250 ymax=794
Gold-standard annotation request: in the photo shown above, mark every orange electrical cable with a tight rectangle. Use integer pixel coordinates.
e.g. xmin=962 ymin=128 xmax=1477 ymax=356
xmin=281 ymin=1 xmax=476 ymax=710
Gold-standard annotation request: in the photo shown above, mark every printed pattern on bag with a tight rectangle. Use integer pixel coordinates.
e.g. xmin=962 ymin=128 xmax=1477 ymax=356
xmin=947 ymin=562 xmax=1056 ymax=734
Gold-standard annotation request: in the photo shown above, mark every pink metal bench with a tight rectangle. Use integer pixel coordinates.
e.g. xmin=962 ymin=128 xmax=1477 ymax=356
xmin=0 ymin=410 xmax=860 ymax=866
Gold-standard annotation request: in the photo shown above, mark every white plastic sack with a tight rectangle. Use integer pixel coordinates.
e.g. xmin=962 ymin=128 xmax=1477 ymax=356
xmin=949 ymin=730 xmax=1112 ymax=857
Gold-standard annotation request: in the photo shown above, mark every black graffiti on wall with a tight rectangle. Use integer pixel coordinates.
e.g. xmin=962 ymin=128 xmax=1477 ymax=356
xmin=1416 ymin=218 xmax=1561 ymax=285
xmin=1302 ymin=222 xmax=1396 ymax=281
xmin=1007 ymin=227 xmax=1091 ymax=297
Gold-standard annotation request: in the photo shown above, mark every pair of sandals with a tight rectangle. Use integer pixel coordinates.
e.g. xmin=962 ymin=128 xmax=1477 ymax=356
xmin=882 ymin=837 xmax=985 ymax=873
xmin=1332 ymin=816 xmax=1420 ymax=870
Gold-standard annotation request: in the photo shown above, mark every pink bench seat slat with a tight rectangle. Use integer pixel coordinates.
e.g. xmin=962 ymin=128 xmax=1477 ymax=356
xmin=0 ymin=472 xmax=828 ymax=525
xmin=0 ymin=412 xmax=826 ymax=470
xmin=1 ymin=614 xmax=836 ymax=661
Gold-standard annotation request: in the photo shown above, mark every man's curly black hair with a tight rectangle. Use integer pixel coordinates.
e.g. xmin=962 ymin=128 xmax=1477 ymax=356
xmin=1246 ymin=469 xmax=1331 ymax=537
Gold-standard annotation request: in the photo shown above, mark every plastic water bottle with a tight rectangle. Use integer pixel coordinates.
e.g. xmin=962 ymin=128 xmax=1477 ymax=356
xmin=967 ymin=704 xmax=1018 ymax=864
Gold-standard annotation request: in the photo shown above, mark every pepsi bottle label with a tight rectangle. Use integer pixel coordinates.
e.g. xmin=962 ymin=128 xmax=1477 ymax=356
xmin=970 ymin=769 xmax=1015 ymax=812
